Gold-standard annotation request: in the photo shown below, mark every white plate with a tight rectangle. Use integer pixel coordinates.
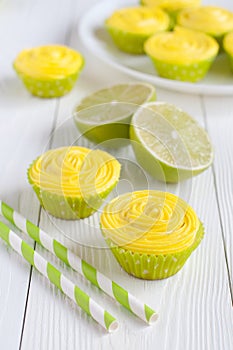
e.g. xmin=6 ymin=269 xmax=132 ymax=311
xmin=78 ymin=0 xmax=233 ymax=95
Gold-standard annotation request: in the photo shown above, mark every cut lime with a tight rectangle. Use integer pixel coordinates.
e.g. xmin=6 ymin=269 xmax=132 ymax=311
xmin=130 ymin=102 xmax=213 ymax=182
xmin=73 ymin=83 xmax=156 ymax=145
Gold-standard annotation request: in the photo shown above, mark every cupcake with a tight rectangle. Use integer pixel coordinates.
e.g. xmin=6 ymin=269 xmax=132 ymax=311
xmin=177 ymin=6 xmax=233 ymax=44
xmin=13 ymin=45 xmax=84 ymax=98
xmin=223 ymin=32 xmax=233 ymax=72
xmin=141 ymin=0 xmax=200 ymax=12
xmin=141 ymin=0 xmax=201 ymax=26
xmin=28 ymin=147 xmax=121 ymax=220
xmin=105 ymin=6 xmax=170 ymax=54
xmin=144 ymin=26 xmax=219 ymax=82
xmin=100 ymin=190 xmax=204 ymax=280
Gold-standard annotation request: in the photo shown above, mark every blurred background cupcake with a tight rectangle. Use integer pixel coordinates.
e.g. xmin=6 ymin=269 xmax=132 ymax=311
xmin=223 ymin=31 xmax=233 ymax=72
xmin=28 ymin=146 xmax=121 ymax=219
xmin=144 ymin=26 xmax=219 ymax=82
xmin=177 ymin=6 xmax=233 ymax=46
xmin=141 ymin=0 xmax=201 ymax=26
xmin=100 ymin=190 xmax=204 ymax=280
xmin=105 ymin=6 xmax=170 ymax=54
xmin=13 ymin=45 xmax=84 ymax=98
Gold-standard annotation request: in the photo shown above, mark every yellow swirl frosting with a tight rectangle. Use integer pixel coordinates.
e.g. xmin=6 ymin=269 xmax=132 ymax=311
xmin=105 ymin=7 xmax=170 ymax=35
xmin=100 ymin=190 xmax=200 ymax=255
xmin=177 ymin=6 xmax=233 ymax=37
xmin=28 ymin=147 xmax=121 ymax=198
xmin=14 ymin=45 xmax=84 ymax=80
xmin=144 ymin=26 xmax=219 ymax=64
xmin=141 ymin=0 xmax=200 ymax=12
xmin=224 ymin=31 xmax=233 ymax=56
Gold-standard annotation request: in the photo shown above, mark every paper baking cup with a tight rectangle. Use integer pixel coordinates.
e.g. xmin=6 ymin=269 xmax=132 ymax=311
xmin=28 ymin=159 xmax=118 ymax=221
xmin=224 ymin=51 xmax=233 ymax=72
xmin=29 ymin=181 xmax=118 ymax=220
xmin=14 ymin=70 xmax=81 ymax=98
xmin=148 ymin=57 xmax=215 ymax=82
xmin=227 ymin=55 xmax=233 ymax=72
xmin=105 ymin=223 xmax=204 ymax=280
xmin=106 ymin=26 xmax=150 ymax=54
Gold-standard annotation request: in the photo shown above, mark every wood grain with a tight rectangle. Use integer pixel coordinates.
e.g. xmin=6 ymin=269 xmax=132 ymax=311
xmin=202 ymin=95 xmax=233 ymax=297
xmin=0 ymin=0 xmax=232 ymax=349
xmin=0 ymin=0 xmax=72 ymax=348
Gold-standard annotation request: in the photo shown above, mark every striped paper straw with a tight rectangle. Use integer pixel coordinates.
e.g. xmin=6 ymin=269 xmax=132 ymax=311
xmin=0 ymin=221 xmax=118 ymax=333
xmin=0 ymin=200 xmax=158 ymax=325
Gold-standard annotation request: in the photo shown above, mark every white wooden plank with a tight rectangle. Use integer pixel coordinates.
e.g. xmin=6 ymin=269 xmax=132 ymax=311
xmin=0 ymin=98 xmax=56 ymax=350
xmin=0 ymin=0 xmax=63 ymax=348
xmin=202 ymin=95 xmax=233 ymax=289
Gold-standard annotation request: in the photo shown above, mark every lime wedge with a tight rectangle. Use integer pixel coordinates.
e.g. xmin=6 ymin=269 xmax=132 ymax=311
xmin=73 ymin=83 xmax=156 ymax=145
xmin=130 ymin=102 xmax=213 ymax=182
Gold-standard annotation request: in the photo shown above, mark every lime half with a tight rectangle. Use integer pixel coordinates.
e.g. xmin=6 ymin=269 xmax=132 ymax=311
xmin=130 ymin=102 xmax=213 ymax=182
xmin=73 ymin=83 xmax=156 ymax=145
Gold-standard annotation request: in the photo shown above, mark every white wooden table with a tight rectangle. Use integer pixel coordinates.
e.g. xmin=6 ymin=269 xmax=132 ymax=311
xmin=0 ymin=0 xmax=233 ymax=349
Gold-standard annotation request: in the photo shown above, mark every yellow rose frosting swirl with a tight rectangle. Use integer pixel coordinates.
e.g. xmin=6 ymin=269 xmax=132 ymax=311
xmin=100 ymin=190 xmax=200 ymax=255
xmin=141 ymin=0 xmax=200 ymax=12
xmin=177 ymin=6 xmax=233 ymax=37
xmin=144 ymin=26 xmax=219 ymax=64
xmin=105 ymin=7 xmax=170 ymax=35
xmin=14 ymin=45 xmax=84 ymax=80
xmin=28 ymin=147 xmax=121 ymax=198
xmin=224 ymin=31 xmax=233 ymax=56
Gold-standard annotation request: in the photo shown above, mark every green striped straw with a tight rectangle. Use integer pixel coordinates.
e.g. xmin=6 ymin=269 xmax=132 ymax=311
xmin=0 ymin=220 xmax=118 ymax=332
xmin=0 ymin=200 xmax=157 ymax=325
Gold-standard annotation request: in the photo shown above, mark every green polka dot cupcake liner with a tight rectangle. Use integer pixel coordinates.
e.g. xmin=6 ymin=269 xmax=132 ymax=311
xmin=14 ymin=70 xmax=81 ymax=98
xmin=27 ymin=166 xmax=118 ymax=220
xmin=148 ymin=56 xmax=215 ymax=82
xmin=106 ymin=25 xmax=151 ymax=54
xmin=28 ymin=181 xmax=118 ymax=220
xmin=223 ymin=50 xmax=233 ymax=72
xmin=227 ymin=55 xmax=233 ymax=72
xmin=103 ymin=223 xmax=204 ymax=280
xmin=223 ymin=33 xmax=233 ymax=72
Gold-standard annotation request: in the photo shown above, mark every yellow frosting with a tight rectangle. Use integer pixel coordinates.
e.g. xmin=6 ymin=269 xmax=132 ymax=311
xmin=177 ymin=6 xmax=233 ymax=37
xmin=28 ymin=147 xmax=121 ymax=198
xmin=14 ymin=45 xmax=84 ymax=80
xmin=144 ymin=26 xmax=219 ymax=64
xmin=105 ymin=6 xmax=170 ymax=35
xmin=141 ymin=0 xmax=200 ymax=12
xmin=223 ymin=32 xmax=233 ymax=56
xmin=101 ymin=190 xmax=200 ymax=255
